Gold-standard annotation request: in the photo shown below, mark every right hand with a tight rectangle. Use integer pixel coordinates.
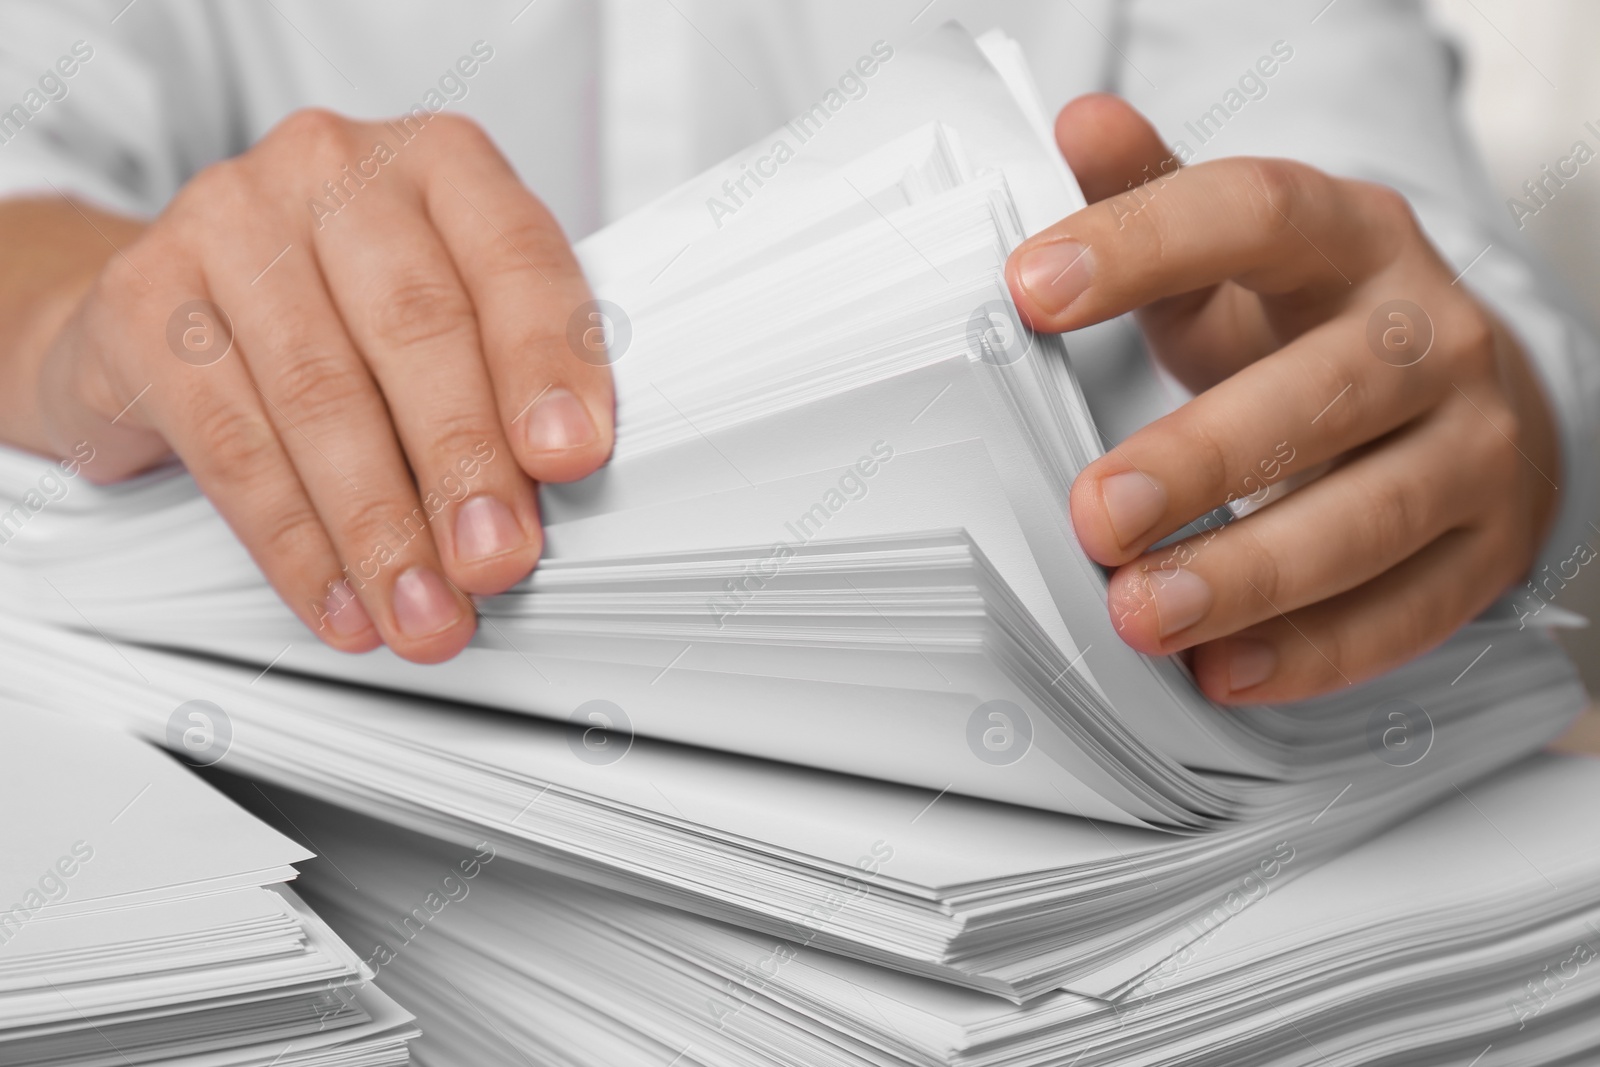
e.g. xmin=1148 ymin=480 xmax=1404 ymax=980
xmin=33 ymin=109 xmax=615 ymax=663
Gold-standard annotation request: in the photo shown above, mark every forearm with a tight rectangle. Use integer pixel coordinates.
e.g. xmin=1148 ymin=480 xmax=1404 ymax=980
xmin=0 ymin=197 xmax=144 ymax=457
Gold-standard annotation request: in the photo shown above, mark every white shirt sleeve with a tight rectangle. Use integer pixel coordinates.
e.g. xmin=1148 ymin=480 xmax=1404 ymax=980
xmin=5 ymin=0 xmax=1595 ymax=581
xmin=1117 ymin=0 xmax=1600 ymax=579
xmin=0 ymin=0 xmax=243 ymax=218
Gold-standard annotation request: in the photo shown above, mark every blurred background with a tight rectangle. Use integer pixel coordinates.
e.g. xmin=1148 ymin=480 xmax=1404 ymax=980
xmin=1429 ymin=0 xmax=1600 ymax=692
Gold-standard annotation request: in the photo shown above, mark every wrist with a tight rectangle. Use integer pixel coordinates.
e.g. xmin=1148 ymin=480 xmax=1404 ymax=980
xmin=0 ymin=197 xmax=144 ymax=458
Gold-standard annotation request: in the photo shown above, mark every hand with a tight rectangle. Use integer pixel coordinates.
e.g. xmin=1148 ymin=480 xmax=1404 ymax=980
xmin=1005 ymin=95 xmax=1560 ymax=704
xmin=30 ymin=109 xmax=614 ymax=663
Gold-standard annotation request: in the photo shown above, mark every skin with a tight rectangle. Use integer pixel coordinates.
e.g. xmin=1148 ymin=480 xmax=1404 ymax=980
xmin=0 ymin=98 xmax=1561 ymax=699
xmin=1006 ymin=95 xmax=1561 ymax=705
xmin=0 ymin=109 xmax=615 ymax=664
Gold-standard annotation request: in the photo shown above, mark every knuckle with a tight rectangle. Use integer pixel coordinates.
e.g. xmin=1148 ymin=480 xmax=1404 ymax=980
xmin=1233 ymin=522 xmax=1286 ymax=607
xmin=1261 ymin=620 xmax=1342 ymax=699
xmin=257 ymin=505 xmax=328 ymax=570
xmin=1248 ymin=527 xmax=1286 ymax=604
xmin=192 ymin=404 xmax=281 ymax=477
xmin=1306 ymin=617 xmax=1354 ymax=690
xmin=1241 ymin=158 xmax=1304 ymax=237
xmin=93 ymin=244 xmax=162 ymax=312
xmin=1486 ymin=430 xmax=1526 ymax=492
xmin=338 ymin=493 xmax=425 ymax=553
xmin=1459 ymin=392 xmax=1522 ymax=464
xmin=1360 ymin=183 xmax=1421 ymax=264
xmin=479 ymin=216 xmax=567 ymax=282
xmin=271 ymin=346 xmax=373 ymax=425
xmin=1361 ymin=477 xmax=1419 ymax=561
xmin=429 ymin=110 xmax=492 ymax=150
xmin=502 ymin=323 xmax=567 ymax=366
xmin=177 ymin=158 xmax=255 ymax=218
xmin=1182 ymin=417 xmax=1234 ymax=510
xmin=367 ymin=276 xmax=477 ymax=351
xmin=1366 ymin=182 xmax=1419 ymax=235
xmin=1123 ymin=193 xmax=1173 ymax=268
xmin=1493 ymin=406 xmax=1524 ymax=459
xmin=269 ymin=107 xmax=353 ymax=154
xmin=1449 ymin=306 xmax=1497 ymax=372
xmin=424 ymin=410 xmax=495 ymax=470
xmin=1449 ymin=416 xmax=1512 ymax=506
xmin=1317 ymin=375 xmax=1367 ymax=441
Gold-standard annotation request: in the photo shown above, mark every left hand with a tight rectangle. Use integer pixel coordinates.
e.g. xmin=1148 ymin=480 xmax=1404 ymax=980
xmin=1005 ymin=95 xmax=1560 ymax=704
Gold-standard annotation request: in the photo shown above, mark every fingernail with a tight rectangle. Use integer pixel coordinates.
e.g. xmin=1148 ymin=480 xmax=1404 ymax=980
xmin=525 ymin=387 xmax=597 ymax=453
xmin=1227 ymin=639 xmax=1277 ymax=693
xmin=322 ymin=584 xmax=372 ymax=638
xmin=1100 ymin=470 xmax=1167 ymax=548
xmin=1151 ymin=567 xmax=1211 ymax=637
xmin=454 ymin=494 xmax=521 ymax=563
xmin=393 ymin=566 xmax=464 ymax=638
xmin=1015 ymin=239 xmax=1094 ymax=315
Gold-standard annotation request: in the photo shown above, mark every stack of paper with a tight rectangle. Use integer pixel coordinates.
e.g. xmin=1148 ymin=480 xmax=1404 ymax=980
xmin=0 ymin=30 xmax=1582 ymax=830
xmin=237 ymin=755 xmax=1600 ymax=1067
xmin=0 ymin=610 xmax=1580 ymax=1005
xmin=0 ymin=21 xmax=1595 ymax=1067
xmin=0 ymin=705 xmax=416 ymax=1065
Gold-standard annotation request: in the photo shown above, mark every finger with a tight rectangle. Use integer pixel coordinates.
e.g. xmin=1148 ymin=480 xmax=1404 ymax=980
xmin=1105 ymin=407 xmax=1492 ymax=655
xmin=1190 ymin=525 xmax=1511 ymax=704
xmin=160 ymin=358 xmax=382 ymax=651
xmin=419 ymin=116 xmax=615 ymax=485
xmin=230 ymin=262 xmax=477 ymax=660
xmin=1046 ymin=96 xmax=1281 ymax=390
xmin=1069 ymin=288 xmax=1488 ymax=565
xmin=305 ymin=138 xmax=544 ymax=600
xmin=69 ymin=243 xmax=380 ymax=651
xmin=1054 ymin=94 xmax=1177 ymax=204
xmin=1006 ymin=155 xmax=1405 ymax=332
xmin=188 ymin=163 xmax=475 ymax=663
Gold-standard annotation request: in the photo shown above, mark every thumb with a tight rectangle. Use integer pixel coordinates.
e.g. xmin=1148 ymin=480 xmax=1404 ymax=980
xmin=1020 ymin=96 xmax=1274 ymax=392
xmin=1054 ymin=93 xmax=1179 ymax=204
xmin=1004 ymin=94 xmax=1185 ymax=333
